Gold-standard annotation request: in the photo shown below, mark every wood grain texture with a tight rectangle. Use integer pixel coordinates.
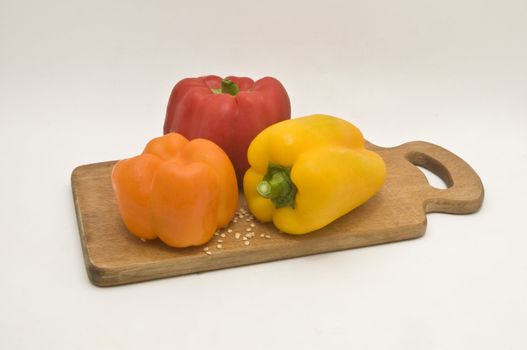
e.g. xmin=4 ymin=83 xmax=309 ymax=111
xmin=71 ymin=141 xmax=484 ymax=286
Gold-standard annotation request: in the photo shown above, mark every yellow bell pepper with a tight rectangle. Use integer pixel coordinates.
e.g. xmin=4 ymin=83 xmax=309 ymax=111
xmin=243 ymin=114 xmax=386 ymax=234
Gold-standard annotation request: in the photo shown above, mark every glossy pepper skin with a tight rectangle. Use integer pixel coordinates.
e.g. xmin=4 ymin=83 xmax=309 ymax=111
xmin=163 ymin=75 xmax=291 ymax=184
xmin=243 ymin=114 xmax=386 ymax=235
xmin=111 ymin=133 xmax=238 ymax=248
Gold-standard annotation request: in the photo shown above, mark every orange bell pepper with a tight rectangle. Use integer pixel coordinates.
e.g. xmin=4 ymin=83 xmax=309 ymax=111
xmin=111 ymin=133 xmax=238 ymax=248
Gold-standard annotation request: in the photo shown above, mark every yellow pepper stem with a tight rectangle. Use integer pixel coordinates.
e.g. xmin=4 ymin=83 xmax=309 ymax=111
xmin=256 ymin=163 xmax=297 ymax=208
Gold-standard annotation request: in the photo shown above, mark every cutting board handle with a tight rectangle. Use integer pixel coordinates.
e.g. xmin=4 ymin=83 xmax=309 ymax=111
xmin=400 ymin=141 xmax=484 ymax=214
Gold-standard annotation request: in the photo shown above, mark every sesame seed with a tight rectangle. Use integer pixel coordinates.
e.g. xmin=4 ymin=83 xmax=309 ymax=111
xmin=250 ymin=223 xmax=255 ymax=227
xmin=235 ymin=232 xmax=241 ymax=239
xmin=245 ymin=218 xmax=252 ymax=222
xmin=205 ymin=251 xmax=212 ymax=255
xmin=242 ymin=236 xmax=248 ymax=241
xmin=238 ymin=214 xmax=243 ymax=218
xmin=245 ymin=228 xmax=252 ymax=232
xmin=227 ymin=229 xmax=233 ymax=233
xmin=216 ymin=244 xmax=222 ymax=249
xmin=244 ymin=241 xmax=250 ymax=246
xmin=217 ymin=239 xmax=223 ymax=243
xmin=265 ymin=235 xmax=271 ymax=239
xmin=220 ymin=233 xmax=226 ymax=238
xmin=260 ymin=234 xmax=265 ymax=237
xmin=203 ymin=247 xmax=209 ymax=251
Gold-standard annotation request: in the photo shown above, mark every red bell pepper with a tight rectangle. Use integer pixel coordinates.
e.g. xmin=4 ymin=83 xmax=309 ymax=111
xmin=163 ymin=75 xmax=291 ymax=183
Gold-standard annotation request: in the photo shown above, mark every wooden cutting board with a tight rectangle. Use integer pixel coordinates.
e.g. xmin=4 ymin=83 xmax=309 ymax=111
xmin=71 ymin=141 xmax=484 ymax=286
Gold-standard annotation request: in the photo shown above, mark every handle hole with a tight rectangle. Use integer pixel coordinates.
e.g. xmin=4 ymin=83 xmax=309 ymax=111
xmin=414 ymin=165 xmax=448 ymax=190
xmin=406 ymin=151 xmax=453 ymax=190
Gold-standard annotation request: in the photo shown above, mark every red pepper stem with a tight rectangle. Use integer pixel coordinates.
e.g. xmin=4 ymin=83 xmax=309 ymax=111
xmin=211 ymin=78 xmax=240 ymax=96
xmin=221 ymin=79 xmax=240 ymax=96
xmin=257 ymin=163 xmax=297 ymax=208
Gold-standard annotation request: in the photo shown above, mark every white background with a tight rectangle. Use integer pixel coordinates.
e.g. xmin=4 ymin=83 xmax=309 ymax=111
xmin=1 ymin=0 xmax=526 ymax=349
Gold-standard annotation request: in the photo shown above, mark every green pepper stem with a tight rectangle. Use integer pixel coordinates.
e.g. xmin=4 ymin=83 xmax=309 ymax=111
xmin=211 ymin=78 xmax=240 ymax=96
xmin=257 ymin=163 xmax=297 ymax=208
